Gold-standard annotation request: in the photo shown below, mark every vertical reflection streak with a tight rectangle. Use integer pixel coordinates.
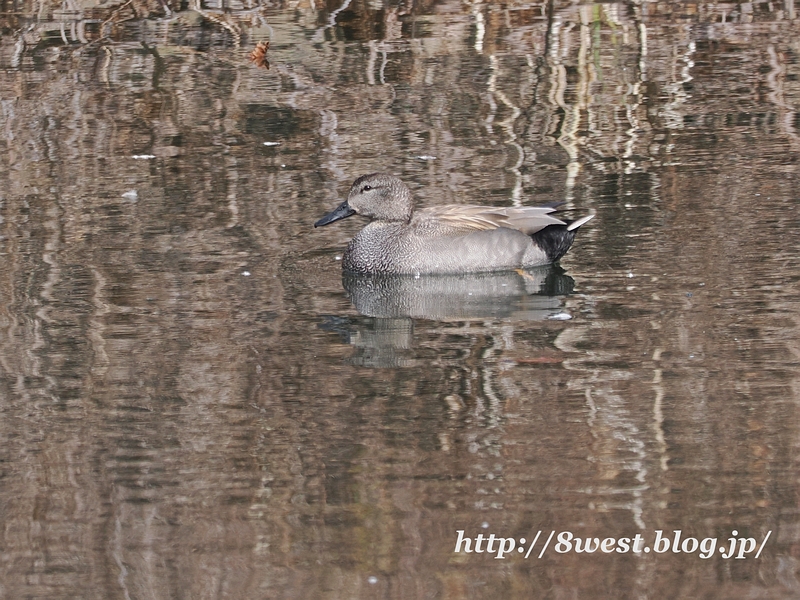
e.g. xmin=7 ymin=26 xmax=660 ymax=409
xmin=767 ymin=44 xmax=799 ymax=146
xmin=366 ymin=41 xmax=377 ymax=85
xmin=379 ymin=48 xmax=388 ymax=85
xmin=35 ymin=204 xmax=61 ymax=331
xmin=652 ymin=360 xmax=668 ymax=473
xmin=549 ymin=7 xmax=592 ymax=204
xmin=662 ymin=28 xmax=695 ymax=145
xmin=480 ymin=341 xmax=502 ymax=430
xmin=472 ymin=1 xmax=484 ymax=54
xmin=227 ymin=69 xmax=242 ymax=228
xmin=113 ymin=494 xmax=133 ymax=600
xmin=487 ymin=55 xmax=524 ymax=206
xmin=320 ymin=109 xmax=345 ymax=181
xmin=622 ymin=22 xmax=648 ymax=175
xmin=100 ymin=46 xmax=112 ymax=86
xmin=638 ymin=21 xmax=648 ymax=81
xmin=484 ymin=68 xmax=496 ymax=137
xmin=311 ymin=0 xmax=352 ymax=43
xmin=89 ymin=267 xmax=110 ymax=380
xmin=226 ymin=155 xmax=240 ymax=228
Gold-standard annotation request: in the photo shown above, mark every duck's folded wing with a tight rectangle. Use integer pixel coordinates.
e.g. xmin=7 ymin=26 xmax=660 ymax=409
xmin=417 ymin=205 xmax=567 ymax=235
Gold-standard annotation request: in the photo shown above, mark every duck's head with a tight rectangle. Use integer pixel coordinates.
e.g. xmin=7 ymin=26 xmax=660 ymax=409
xmin=314 ymin=173 xmax=413 ymax=227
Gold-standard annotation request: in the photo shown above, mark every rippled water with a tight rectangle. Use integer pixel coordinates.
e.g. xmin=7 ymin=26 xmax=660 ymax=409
xmin=1 ymin=0 xmax=800 ymax=598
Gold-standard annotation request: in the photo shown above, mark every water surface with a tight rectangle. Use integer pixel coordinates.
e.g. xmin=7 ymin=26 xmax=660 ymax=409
xmin=1 ymin=0 xmax=800 ymax=598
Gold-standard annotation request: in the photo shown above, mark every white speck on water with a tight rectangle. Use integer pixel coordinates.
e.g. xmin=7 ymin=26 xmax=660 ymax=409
xmin=132 ymin=154 xmax=155 ymax=160
xmin=368 ymin=576 xmax=378 ymax=585
xmin=417 ymin=155 xmax=437 ymax=161
xmin=335 ymin=255 xmax=342 ymax=261
xmin=481 ymin=521 xmax=490 ymax=529
xmin=263 ymin=141 xmax=281 ymax=146
xmin=242 ymin=271 xmax=251 ymax=276
xmin=122 ymin=190 xmax=138 ymax=201
xmin=627 ymin=272 xmax=634 ymax=278
xmin=548 ymin=312 xmax=572 ymax=321
xmin=281 ymin=164 xmax=286 ymax=168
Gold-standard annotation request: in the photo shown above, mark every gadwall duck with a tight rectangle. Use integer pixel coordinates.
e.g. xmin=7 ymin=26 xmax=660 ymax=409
xmin=315 ymin=173 xmax=594 ymax=275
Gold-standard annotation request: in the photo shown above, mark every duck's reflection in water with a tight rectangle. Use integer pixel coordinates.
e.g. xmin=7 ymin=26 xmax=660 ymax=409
xmin=321 ymin=266 xmax=575 ymax=367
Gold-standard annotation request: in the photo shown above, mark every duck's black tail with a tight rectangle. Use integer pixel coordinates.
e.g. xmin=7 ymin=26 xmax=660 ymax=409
xmin=531 ymin=215 xmax=594 ymax=263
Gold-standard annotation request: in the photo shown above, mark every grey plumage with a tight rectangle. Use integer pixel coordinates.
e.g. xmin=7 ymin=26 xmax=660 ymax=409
xmin=315 ymin=173 xmax=594 ymax=275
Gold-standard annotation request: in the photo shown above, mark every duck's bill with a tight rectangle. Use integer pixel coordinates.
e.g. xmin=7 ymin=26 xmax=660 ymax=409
xmin=314 ymin=201 xmax=356 ymax=227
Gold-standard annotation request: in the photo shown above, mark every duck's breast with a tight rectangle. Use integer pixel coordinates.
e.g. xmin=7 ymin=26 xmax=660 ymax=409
xmin=343 ymin=222 xmax=410 ymax=274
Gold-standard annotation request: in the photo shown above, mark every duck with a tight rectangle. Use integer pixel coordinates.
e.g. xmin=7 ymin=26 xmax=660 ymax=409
xmin=314 ymin=173 xmax=594 ymax=275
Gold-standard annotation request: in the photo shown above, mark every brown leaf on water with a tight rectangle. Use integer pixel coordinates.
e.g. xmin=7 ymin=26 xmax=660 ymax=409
xmin=249 ymin=41 xmax=270 ymax=69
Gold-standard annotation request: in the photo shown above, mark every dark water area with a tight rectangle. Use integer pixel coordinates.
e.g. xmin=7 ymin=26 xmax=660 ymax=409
xmin=1 ymin=0 xmax=800 ymax=598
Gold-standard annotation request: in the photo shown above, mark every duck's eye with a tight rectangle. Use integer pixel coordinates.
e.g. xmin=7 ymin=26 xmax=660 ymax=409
xmin=361 ymin=185 xmax=372 ymax=193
